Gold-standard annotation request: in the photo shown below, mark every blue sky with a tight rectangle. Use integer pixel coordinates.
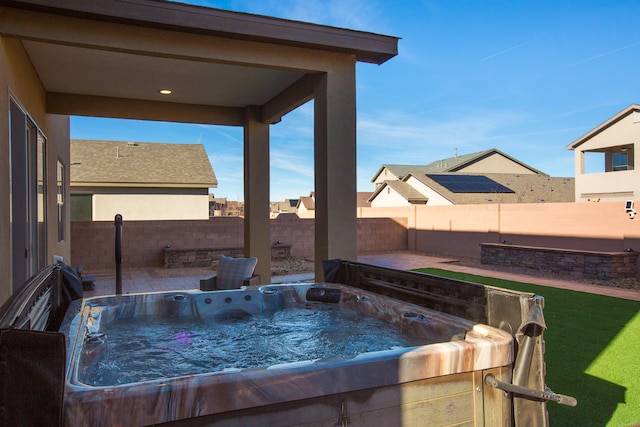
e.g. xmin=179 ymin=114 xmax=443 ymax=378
xmin=71 ymin=0 xmax=640 ymax=201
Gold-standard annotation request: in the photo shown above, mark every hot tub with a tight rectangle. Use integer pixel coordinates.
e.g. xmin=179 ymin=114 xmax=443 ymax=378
xmin=62 ymin=283 xmax=513 ymax=426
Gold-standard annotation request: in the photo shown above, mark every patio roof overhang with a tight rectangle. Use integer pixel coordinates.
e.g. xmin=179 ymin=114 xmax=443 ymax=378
xmin=0 ymin=0 xmax=399 ymax=282
xmin=0 ymin=0 xmax=398 ymax=124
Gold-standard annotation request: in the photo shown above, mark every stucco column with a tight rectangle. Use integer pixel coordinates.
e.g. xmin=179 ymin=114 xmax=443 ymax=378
xmin=244 ymin=106 xmax=271 ymax=283
xmin=313 ymin=63 xmax=358 ymax=280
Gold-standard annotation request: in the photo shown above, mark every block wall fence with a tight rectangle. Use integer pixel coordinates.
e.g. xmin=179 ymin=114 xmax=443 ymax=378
xmin=71 ymin=201 xmax=640 ymax=274
xmin=70 ymin=214 xmax=408 ymax=271
xmin=358 ymin=202 xmax=640 ymax=261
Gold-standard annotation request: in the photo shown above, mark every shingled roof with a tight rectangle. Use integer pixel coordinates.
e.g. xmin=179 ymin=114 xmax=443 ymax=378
xmin=406 ymin=172 xmax=574 ymax=204
xmin=70 ymin=140 xmax=217 ymax=188
xmin=371 ymin=148 xmax=546 ymax=182
xmin=369 ymin=180 xmax=428 ymax=204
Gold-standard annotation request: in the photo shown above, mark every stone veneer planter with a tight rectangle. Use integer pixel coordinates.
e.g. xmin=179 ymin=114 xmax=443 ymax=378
xmin=480 ymin=243 xmax=639 ymax=280
xmin=163 ymin=243 xmax=291 ymax=268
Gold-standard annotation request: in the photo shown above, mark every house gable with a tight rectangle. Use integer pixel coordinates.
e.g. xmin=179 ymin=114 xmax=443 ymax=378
xmin=425 ymin=148 xmax=545 ymax=175
xmin=297 ymin=196 xmax=315 ymax=212
xmin=567 ymin=104 xmax=640 ymax=150
xmin=371 ymin=164 xmax=430 ymax=186
xmin=452 ymin=151 xmax=543 ymax=175
xmin=566 ymin=104 xmax=640 ymax=202
xmin=369 ymin=180 xmax=428 ymax=207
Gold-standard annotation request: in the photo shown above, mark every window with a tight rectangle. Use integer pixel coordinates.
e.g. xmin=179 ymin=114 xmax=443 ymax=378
xmin=70 ymin=194 xmax=92 ymax=221
xmin=57 ymin=161 xmax=65 ymax=242
xmin=36 ymin=129 xmax=46 ymax=268
xmin=613 ymin=152 xmax=629 ymax=171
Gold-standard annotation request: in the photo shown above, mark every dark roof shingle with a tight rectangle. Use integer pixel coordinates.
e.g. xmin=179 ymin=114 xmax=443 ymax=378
xmin=71 ymin=140 xmax=217 ymax=188
xmin=407 ymin=172 xmax=573 ymax=204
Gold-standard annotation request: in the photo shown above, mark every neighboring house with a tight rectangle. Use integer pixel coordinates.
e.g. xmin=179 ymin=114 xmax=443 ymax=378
xmin=357 ymin=192 xmax=373 ymax=208
xmin=371 ymin=148 xmax=544 ymax=189
xmin=369 ymin=149 xmax=574 ymax=207
xmin=297 ymin=194 xmax=316 ymax=216
xmin=210 ymin=196 xmax=226 ymax=217
xmin=71 ymin=140 xmax=217 ymax=221
xmin=227 ymin=201 xmax=245 ymax=217
xmin=271 ymin=192 xmax=371 ymax=216
xmin=567 ymin=104 xmax=640 ymax=203
xmin=210 ymin=196 xmax=244 ymax=217
xmin=270 ymin=199 xmax=299 ymax=217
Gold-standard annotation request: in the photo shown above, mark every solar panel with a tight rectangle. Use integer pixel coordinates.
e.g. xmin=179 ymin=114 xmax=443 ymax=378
xmin=426 ymin=174 xmax=514 ymax=193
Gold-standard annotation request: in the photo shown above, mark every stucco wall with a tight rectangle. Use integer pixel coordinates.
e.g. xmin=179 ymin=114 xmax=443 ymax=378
xmin=406 ymin=201 xmax=640 ymax=259
xmin=370 ymin=186 xmax=412 ymax=207
xmin=0 ymin=36 xmax=71 ymax=303
xmin=92 ymin=194 xmax=211 ymax=221
xmin=575 ymin=169 xmax=636 ymax=203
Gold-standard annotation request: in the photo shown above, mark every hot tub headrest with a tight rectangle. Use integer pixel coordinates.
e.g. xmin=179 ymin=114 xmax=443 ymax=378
xmin=306 ymin=287 xmax=341 ymax=303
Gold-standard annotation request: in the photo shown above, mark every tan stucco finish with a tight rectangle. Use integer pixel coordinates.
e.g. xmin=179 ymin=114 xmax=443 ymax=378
xmin=0 ymin=36 xmax=71 ymax=301
xmin=457 ymin=155 xmax=537 ymax=174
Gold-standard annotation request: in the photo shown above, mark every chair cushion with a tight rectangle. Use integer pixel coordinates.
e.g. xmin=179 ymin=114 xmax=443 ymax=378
xmin=216 ymin=254 xmax=258 ymax=289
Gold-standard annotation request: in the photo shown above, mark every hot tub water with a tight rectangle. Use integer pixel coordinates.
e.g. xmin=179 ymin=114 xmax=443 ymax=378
xmin=81 ymin=304 xmax=426 ymax=386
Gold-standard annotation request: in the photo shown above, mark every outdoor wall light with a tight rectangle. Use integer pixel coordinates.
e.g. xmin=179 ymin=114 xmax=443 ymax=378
xmin=625 ymin=200 xmax=636 ymax=219
xmin=159 ymin=89 xmax=172 ymax=95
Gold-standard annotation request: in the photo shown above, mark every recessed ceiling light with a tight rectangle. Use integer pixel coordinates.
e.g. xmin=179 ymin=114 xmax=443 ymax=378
xmin=159 ymin=89 xmax=172 ymax=95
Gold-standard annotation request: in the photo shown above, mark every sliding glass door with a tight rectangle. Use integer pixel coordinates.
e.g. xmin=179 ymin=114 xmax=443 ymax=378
xmin=10 ymin=97 xmax=47 ymax=291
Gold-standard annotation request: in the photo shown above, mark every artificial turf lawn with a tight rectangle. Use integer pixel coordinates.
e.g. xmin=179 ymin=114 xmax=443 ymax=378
xmin=414 ymin=268 xmax=640 ymax=427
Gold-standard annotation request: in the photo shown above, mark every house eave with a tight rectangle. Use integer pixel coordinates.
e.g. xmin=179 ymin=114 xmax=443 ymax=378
xmin=70 ymin=182 xmax=216 ymax=188
xmin=2 ymin=0 xmax=399 ymax=64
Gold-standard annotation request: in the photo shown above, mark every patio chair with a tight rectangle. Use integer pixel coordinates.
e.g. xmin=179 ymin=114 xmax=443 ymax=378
xmin=199 ymin=254 xmax=259 ymax=291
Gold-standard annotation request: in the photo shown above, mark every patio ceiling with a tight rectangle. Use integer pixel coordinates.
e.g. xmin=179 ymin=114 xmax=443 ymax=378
xmin=22 ymin=40 xmax=305 ymax=108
